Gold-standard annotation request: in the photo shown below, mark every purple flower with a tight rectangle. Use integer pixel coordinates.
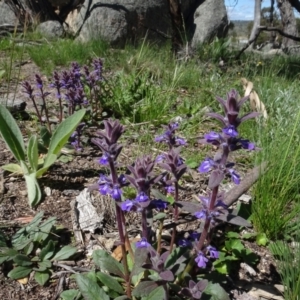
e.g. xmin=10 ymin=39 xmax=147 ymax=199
xmin=195 ymin=210 xmax=207 ymax=220
xmin=165 ymin=185 xmax=175 ymax=194
xmin=99 ymin=182 xmax=110 ymax=195
xmin=154 ymin=134 xmax=167 ymax=143
xmin=223 ymin=125 xmax=238 ymax=137
xmin=136 ymin=238 xmax=150 ymax=248
xmin=155 ymin=154 xmax=165 ymax=163
xmin=136 ymin=192 xmax=149 ymax=202
xmin=240 ymin=139 xmax=255 ymax=150
xmin=195 ymin=252 xmax=208 ymax=268
xmin=151 ymin=199 xmax=168 ymax=210
xmin=99 ymin=153 xmax=109 ymax=165
xmin=207 ymin=246 xmax=219 ymax=259
xmin=178 ymin=239 xmax=192 ymax=247
xmin=111 ymin=186 xmax=122 ymax=200
xmin=175 ymin=137 xmax=187 ymax=145
xmin=121 ymin=200 xmax=134 ymax=212
xmin=204 ymin=131 xmax=221 ymax=143
xmin=198 ymin=158 xmax=215 ymax=173
xmin=228 ymin=169 xmax=240 ymax=184
xmin=189 ymin=232 xmax=201 ymax=241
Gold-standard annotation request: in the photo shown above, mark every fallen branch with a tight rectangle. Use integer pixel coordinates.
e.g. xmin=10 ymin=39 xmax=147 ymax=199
xmin=258 ymin=26 xmax=300 ymax=41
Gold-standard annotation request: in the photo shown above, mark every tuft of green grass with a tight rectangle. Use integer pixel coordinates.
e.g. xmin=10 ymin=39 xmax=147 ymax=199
xmin=251 ymin=108 xmax=300 ymax=240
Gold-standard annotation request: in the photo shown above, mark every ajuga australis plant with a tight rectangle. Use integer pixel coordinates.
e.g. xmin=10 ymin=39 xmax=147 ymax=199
xmin=74 ymin=89 xmax=259 ymax=300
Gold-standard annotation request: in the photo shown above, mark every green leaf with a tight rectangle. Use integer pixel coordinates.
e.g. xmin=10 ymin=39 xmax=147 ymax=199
xmin=0 ymin=103 xmax=25 ymax=162
xmin=1 ymin=163 xmax=23 ymax=174
xmin=35 ymin=260 xmax=52 ymax=271
xmin=52 ymin=245 xmax=77 ymax=261
xmin=145 ymin=286 xmax=165 ymax=300
xmin=24 ymin=242 xmax=34 ymax=255
xmin=225 ymin=239 xmax=244 ymax=252
xmin=13 ymin=254 xmax=33 ymax=267
xmin=33 ymin=216 xmax=56 ymax=242
xmin=45 ymin=109 xmax=85 ymax=165
xmin=132 ymin=281 xmax=160 ymax=297
xmin=256 ymin=233 xmax=268 ymax=246
xmin=0 ymin=248 xmax=18 ymax=263
xmin=40 ymin=240 xmax=55 ymax=261
xmin=35 ymin=153 xmax=57 ymax=178
xmin=185 ymin=158 xmax=199 ymax=169
xmin=96 ymin=272 xmax=124 ymax=294
xmin=27 ymin=135 xmax=39 ymax=172
xmin=0 ymin=231 xmax=7 ymax=247
xmin=93 ymin=250 xmax=125 ymax=279
xmin=153 ymin=213 xmax=166 ymax=220
xmin=40 ymin=126 xmax=52 ymax=148
xmin=203 ymin=282 xmax=230 ymax=300
xmin=34 ymin=271 xmax=50 ymax=285
xmin=60 ymin=289 xmax=80 ymax=300
xmin=242 ymin=233 xmax=257 ymax=240
xmin=76 ymin=274 xmax=109 ymax=300
xmin=8 ymin=266 xmax=32 ymax=279
xmin=226 ymin=232 xmax=240 ymax=239
xmin=213 ymin=261 xmax=230 ymax=274
xmin=24 ymin=173 xmax=42 ymax=207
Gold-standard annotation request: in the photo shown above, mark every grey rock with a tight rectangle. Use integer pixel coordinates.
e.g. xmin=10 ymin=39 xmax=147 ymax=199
xmin=0 ymin=96 xmax=26 ymax=113
xmin=37 ymin=20 xmax=65 ymax=38
xmin=0 ymin=0 xmax=17 ymax=25
xmin=191 ymin=0 xmax=228 ymax=46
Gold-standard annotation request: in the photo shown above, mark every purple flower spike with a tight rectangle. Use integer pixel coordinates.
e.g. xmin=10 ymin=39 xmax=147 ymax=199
xmin=195 ymin=210 xmax=207 ymax=220
xmin=223 ymin=125 xmax=238 ymax=137
xmin=178 ymin=239 xmax=192 ymax=247
xmin=99 ymin=183 xmax=110 ymax=195
xmin=228 ymin=169 xmax=240 ymax=184
xmin=155 ymin=154 xmax=165 ymax=163
xmin=190 ymin=232 xmax=201 ymax=240
xmin=198 ymin=158 xmax=215 ymax=173
xmin=121 ymin=200 xmax=134 ymax=212
xmin=136 ymin=238 xmax=150 ymax=248
xmin=207 ymin=245 xmax=219 ymax=259
xmin=136 ymin=192 xmax=149 ymax=202
xmin=195 ymin=252 xmax=208 ymax=268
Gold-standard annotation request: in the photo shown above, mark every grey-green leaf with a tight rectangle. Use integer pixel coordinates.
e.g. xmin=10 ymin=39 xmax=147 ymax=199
xmin=1 ymin=163 xmax=23 ymax=174
xmin=45 ymin=109 xmax=85 ymax=165
xmin=96 ymin=272 xmax=124 ymax=294
xmin=76 ymin=274 xmax=109 ymax=300
xmin=60 ymin=289 xmax=80 ymax=300
xmin=27 ymin=135 xmax=39 ymax=172
xmin=52 ymin=245 xmax=77 ymax=261
xmin=204 ymin=282 xmax=230 ymax=300
xmin=0 ymin=103 xmax=25 ymax=162
xmin=92 ymin=250 xmax=125 ymax=279
xmin=35 ymin=271 xmax=50 ymax=285
xmin=24 ymin=173 xmax=42 ymax=207
xmin=8 ymin=266 xmax=32 ymax=279
xmin=13 ymin=254 xmax=33 ymax=267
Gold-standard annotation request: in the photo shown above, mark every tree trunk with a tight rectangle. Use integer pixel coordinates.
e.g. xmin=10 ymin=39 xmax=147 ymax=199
xmin=249 ymin=0 xmax=262 ymax=48
xmin=277 ymin=0 xmax=298 ymax=48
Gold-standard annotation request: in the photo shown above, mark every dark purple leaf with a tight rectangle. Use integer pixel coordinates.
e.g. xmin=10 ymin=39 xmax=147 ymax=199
xmin=208 ymin=170 xmax=224 ymax=189
xmin=159 ymin=270 xmax=174 ymax=282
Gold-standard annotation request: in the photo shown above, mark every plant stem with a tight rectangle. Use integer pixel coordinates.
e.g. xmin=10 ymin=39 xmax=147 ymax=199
xmin=169 ymin=181 xmax=179 ymax=251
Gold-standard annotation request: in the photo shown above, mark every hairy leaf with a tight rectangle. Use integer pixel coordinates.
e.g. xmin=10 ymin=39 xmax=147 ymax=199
xmin=45 ymin=109 xmax=85 ymax=165
xmin=27 ymin=135 xmax=39 ymax=172
xmin=8 ymin=266 xmax=32 ymax=279
xmin=24 ymin=173 xmax=42 ymax=207
xmin=35 ymin=271 xmax=50 ymax=286
xmin=132 ymin=281 xmax=161 ymax=297
xmin=1 ymin=163 xmax=23 ymax=174
xmin=96 ymin=272 xmax=124 ymax=294
xmin=76 ymin=274 xmax=109 ymax=300
xmin=60 ymin=289 xmax=80 ymax=300
xmin=93 ymin=250 xmax=125 ymax=279
xmin=0 ymin=103 xmax=25 ymax=162
xmin=13 ymin=254 xmax=33 ymax=267
xmin=52 ymin=245 xmax=77 ymax=261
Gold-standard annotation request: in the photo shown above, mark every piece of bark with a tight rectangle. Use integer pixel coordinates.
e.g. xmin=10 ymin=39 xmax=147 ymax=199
xmin=224 ymin=162 xmax=267 ymax=207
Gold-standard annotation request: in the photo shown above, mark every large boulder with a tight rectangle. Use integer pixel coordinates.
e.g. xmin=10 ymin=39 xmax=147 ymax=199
xmin=37 ymin=20 xmax=65 ymax=38
xmin=0 ymin=0 xmax=18 ymax=25
xmin=65 ymin=0 xmax=228 ymax=46
xmin=191 ymin=0 xmax=228 ymax=47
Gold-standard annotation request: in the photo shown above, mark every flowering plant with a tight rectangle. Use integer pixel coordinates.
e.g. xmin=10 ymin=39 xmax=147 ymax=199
xmin=74 ymin=89 xmax=259 ymax=299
